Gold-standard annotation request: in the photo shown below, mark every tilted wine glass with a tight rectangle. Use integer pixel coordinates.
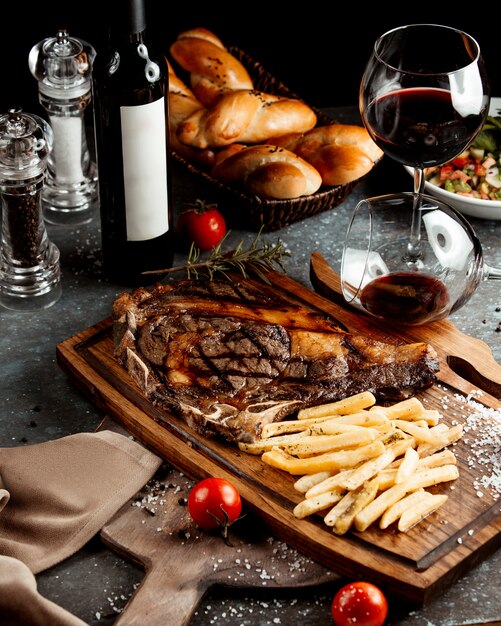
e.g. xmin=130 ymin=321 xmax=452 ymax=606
xmin=341 ymin=193 xmax=501 ymax=326
xmin=359 ymin=24 xmax=490 ymax=261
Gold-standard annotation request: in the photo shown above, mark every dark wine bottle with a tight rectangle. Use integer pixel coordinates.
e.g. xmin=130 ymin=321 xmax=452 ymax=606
xmin=92 ymin=0 xmax=173 ymax=285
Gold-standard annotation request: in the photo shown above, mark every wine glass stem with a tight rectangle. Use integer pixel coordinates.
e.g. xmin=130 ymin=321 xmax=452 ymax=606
xmin=413 ymin=167 xmax=426 ymax=196
xmin=407 ymin=167 xmax=425 ymax=263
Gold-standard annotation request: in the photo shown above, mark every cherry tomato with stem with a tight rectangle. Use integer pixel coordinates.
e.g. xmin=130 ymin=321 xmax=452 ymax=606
xmin=187 ymin=477 xmax=242 ymax=543
xmin=331 ymin=581 xmax=389 ymax=626
xmin=177 ymin=199 xmax=227 ymax=252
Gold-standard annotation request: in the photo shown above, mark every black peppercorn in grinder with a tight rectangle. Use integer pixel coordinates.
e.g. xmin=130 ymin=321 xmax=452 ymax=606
xmin=0 ymin=107 xmax=62 ymax=311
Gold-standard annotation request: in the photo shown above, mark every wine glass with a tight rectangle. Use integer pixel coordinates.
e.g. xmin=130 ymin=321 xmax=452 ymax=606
xmin=340 ymin=193 xmax=501 ymax=325
xmin=359 ymin=24 xmax=490 ymax=260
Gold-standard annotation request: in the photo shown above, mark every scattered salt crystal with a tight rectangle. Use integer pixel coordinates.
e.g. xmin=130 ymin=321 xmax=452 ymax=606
xmin=455 ymin=394 xmax=501 ymax=497
xmin=457 ymin=537 xmax=463 ymax=544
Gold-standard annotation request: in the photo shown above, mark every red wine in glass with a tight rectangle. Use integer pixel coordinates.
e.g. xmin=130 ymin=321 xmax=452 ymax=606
xmin=360 ymin=272 xmax=450 ymax=325
xmin=359 ymin=23 xmax=490 ymax=264
xmin=364 ymin=87 xmax=485 ymax=168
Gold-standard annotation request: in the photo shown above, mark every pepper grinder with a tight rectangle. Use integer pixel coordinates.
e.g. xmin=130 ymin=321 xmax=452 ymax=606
xmin=29 ymin=29 xmax=98 ymax=225
xmin=0 ymin=108 xmax=62 ymax=311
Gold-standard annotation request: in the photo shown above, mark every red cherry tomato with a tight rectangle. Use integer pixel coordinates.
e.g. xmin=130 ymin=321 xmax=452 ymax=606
xmin=177 ymin=199 xmax=226 ymax=251
xmin=187 ymin=477 xmax=242 ymax=534
xmin=331 ymin=581 xmax=388 ymax=626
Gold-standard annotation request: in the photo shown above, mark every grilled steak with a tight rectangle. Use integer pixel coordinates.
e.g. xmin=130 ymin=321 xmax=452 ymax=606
xmin=112 ymin=278 xmax=440 ymax=443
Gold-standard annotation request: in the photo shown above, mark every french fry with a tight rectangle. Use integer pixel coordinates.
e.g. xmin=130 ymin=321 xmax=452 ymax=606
xmin=294 ymin=471 xmax=333 ymax=494
xmin=293 ymin=488 xmax=345 ymax=519
xmin=422 ymin=409 xmax=441 ymax=426
xmin=323 ymin=488 xmax=362 ymax=527
xmin=305 ymin=469 xmax=355 ymax=498
xmin=354 ymin=482 xmax=409 ymax=531
xmin=406 ymin=464 xmax=459 ymax=490
xmin=379 ymin=488 xmax=426 ymax=529
xmin=429 ymin=423 xmax=449 ymax=433
xmin=261 ymin=440 xmax=386 ymax=475
xmin=261 ymin=414 xmax=343 ymax=438
xmin=413 ymin=420 xmax=432 ymax=428
xmin=374 ymin=397 xmax=425 ymax=421
xmin=309 ymin=422 xmax=379 ymax=436
xmin=337 ymin=449 xmax=395 ymax=491
xmin=331 ymin=478 xmax=380 ymax=535
xmin=392 ymin=419 xmax=448 ymax=445
xmin=388 ymin=449 xmax=456 ymax=470
xmin=324 ymin=479 xmax=379 ymax=527
xmin=418 ymin=449 xmax=457 ymax=468
xmin=417 ymin=424 xmax=463 ymax=457
xmin=376 ymin=428 xmax=405 ymax=445
xmin=395 ymin=447 xmax=419 ymax=484
xmin=238 ymin=431 xmax=309 ymax=454
xmin=262 ymin=418 xmax=381 ymax=439
xmin=297 ymin=391 xmax=376 ymax=419
xmin=285 ymin=429 xmax=377 ymax=458
xmin=373 ymin=468 xmax=398 ymax=491
xmin=327 ymin=409 xmax=391 ymax=428
xmin=385 ymin=435 xmax=416 ymax=458
xmin=398 ymin=493 xmax=448 ymax=532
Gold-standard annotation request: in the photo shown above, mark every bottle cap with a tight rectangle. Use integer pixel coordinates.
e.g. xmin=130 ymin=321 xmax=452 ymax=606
xmin=28 ymin=30 xmax=96 ymax=99
xmin=0 ymin=107 xmax=51 ymax=184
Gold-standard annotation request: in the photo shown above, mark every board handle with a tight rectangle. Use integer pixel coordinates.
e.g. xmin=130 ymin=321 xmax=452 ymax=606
xmin=113 ymin=565 xmax=202 ymax=626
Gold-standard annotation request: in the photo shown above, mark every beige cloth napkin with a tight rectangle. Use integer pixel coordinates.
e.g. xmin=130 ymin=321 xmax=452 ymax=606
xmin=0 ymin=430 xmax=162 ymax=572
xmin=0 ymin=555 xmax=87 ymax=626
xmin=0 ymin=429 xmax=162 ymax=625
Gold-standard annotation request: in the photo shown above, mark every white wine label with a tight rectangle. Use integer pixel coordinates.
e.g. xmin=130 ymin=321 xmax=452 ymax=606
xmin=120 ymin=98 xmax=169 ymax=241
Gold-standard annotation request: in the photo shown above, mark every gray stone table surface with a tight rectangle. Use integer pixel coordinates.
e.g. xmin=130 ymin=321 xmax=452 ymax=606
xmin=1 ymin=106 xmax=500 ymax=625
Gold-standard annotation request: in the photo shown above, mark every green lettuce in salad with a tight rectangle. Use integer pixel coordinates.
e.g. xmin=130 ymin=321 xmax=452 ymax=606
xmin=471 ymin=114 xmax=501 ymax=154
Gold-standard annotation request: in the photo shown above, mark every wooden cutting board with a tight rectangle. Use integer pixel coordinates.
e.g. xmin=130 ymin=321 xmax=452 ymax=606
xmin=56 ymin=259 xmax=501 ymax=606
xmin=99 ymin=441 xmax=337 ymax=626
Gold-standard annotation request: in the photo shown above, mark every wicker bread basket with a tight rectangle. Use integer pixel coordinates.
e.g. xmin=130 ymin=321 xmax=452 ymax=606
xmin=170 ymin=47 xmax=368 ymax=232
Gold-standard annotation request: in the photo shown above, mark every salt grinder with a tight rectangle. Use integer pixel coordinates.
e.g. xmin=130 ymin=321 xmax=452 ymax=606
xmin=0 ymin=108 xmax=62 ymax=310
xmin=29 ymin=29 xmax=98 ymax=225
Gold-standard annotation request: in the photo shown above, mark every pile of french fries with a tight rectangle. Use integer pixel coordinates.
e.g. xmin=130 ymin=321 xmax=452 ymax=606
xmin=238 ymin=391 xmax=463 ymax=535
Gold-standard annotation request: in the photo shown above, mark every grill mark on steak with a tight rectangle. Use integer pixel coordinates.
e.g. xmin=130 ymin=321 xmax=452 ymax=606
xmin=113 ymin=279 xmax=440 ymax=444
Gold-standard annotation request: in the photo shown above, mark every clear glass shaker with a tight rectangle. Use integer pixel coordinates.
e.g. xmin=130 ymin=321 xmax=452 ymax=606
xmin=0 ymin=107 xmax=62 ymax=310
xmin=29 ymin=29 xmax=98 ymax=225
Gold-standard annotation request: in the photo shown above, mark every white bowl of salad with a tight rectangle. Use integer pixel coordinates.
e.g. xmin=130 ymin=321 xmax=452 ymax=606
xmin=405 ymin=97 xmax=501 ymax=221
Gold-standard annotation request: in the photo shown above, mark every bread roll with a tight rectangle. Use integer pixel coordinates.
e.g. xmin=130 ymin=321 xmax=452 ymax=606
xmin=169 ymin=27 xmax=253 ymax=107
xmin=211 ymin=144 xmax=322 ymax=199
xmin=177 ymin=90 xmax=317 ymax=149
xmin=166 ymin=61 xmax=215 ymax=167
xmin=268 ymin=124 xmax=384 ymax=185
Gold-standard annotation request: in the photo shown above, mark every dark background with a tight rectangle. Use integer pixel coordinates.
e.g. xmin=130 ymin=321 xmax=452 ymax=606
xmin=2 ymin=2 xmax=497 ymax=118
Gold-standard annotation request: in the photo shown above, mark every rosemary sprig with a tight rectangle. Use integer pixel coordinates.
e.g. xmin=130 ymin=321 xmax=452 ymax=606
xmin=142 ymin=230 xmax=290 ymax=285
